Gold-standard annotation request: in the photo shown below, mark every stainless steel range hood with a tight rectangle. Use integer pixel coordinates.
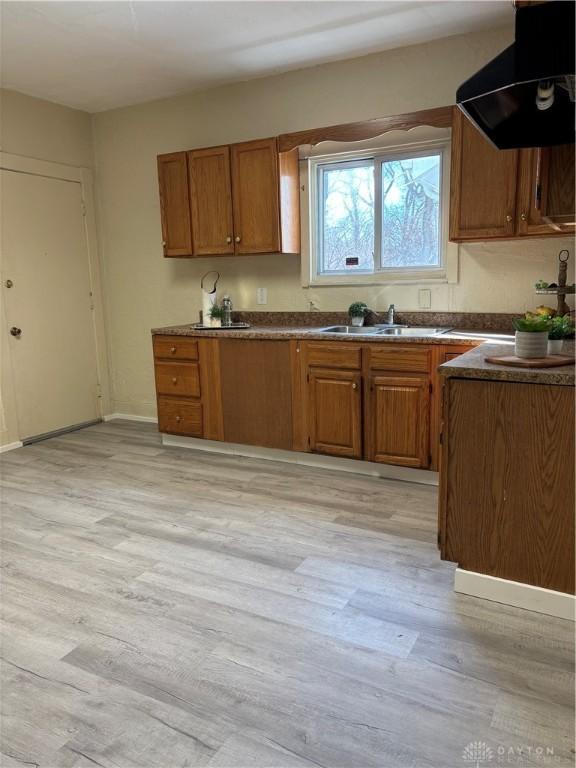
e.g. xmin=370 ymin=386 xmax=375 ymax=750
xmin=456 ymin=1 xmax=575 ymax=149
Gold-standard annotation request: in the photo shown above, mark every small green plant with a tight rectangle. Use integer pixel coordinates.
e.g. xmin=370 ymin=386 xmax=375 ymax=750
xmin=348 ymin=302 xmax=368 ymax=319
xmin=512 ymin=315 xmax=552 ymax=333
xmin=209 ymin=304 xmax=225 ymax=319
xmin=548 ymin=314 xmax=574 ymax=340
xmin=535 ymin=279 xmax=549 ymax=289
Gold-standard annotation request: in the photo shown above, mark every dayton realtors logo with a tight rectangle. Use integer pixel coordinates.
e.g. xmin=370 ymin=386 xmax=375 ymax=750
xmin=462 ymin=742 xmax=495 ymax=768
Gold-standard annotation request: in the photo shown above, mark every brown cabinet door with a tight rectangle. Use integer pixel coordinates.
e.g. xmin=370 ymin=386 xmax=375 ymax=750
xmin=157 ymin=152 xmax=193 ymax=257
xmin=309 ymin=368 xmax=362 ymax=459
xmin=231 ymin=138 xmax=281 ymax=254
xmin=368 ymin=374 xmax=430 ymax=468
xmin=449 ymin=109 xmax=519 ymax=241
xmin=188 ymin=146 xmax=235 ymax=255
xmin=517 ymin=146 xmax=575 ymax=236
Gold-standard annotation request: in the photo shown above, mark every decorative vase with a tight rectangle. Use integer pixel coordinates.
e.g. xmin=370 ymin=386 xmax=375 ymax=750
xmin=515 ymin=330 xmax=549 ymax=358
xmin=548 ymin=339 xmax=564 ymax=355
xmin=350 ymin=316 xmax=364 ymax=327
xmin=210 ymin=317 xmax=222 ymax=328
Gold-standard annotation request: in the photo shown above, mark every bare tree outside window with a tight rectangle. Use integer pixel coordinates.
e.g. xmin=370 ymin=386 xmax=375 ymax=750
xmin=316 ymin=149 xmax=443 ymax=277
xmin=320 ymin=163 xmax=374 ymax=272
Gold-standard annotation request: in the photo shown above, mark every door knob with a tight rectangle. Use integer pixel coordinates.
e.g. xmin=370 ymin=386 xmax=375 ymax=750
xmin=10 ymin=327 xmax=22 ymax=338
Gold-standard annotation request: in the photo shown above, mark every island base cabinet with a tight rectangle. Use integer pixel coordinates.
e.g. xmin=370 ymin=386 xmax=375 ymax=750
xmin=367 ymin=374 xmax=430 ymax=468
xmin=440 ymin=378 xmax=575 ymax=595
xmin=308 ymin=368 xmax=362 ymax=459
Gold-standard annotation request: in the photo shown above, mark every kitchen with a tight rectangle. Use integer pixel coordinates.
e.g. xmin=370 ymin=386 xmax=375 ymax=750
xmin=0 ymin=1 xmax=574 ymax=766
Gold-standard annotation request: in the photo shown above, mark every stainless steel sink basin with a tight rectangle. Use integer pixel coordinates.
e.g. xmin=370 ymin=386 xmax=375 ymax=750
xmin=318 ymin=325 xmax=451 ymax=337
xmin=317 ymin=325 xmax=382 ymax=335
xmin=377 ymin=326 xmax=450 ymax=336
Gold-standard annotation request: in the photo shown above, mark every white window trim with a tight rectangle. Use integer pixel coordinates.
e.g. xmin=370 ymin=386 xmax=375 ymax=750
xmin=302 ymin=138 xmax=458 ymax=288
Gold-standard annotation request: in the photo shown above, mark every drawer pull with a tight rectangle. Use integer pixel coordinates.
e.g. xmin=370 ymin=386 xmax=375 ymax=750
xmin=170 ymin=346 xmax=176 ymax=354
xmin=175 ymin=415 xmax=181 ymax=422
xmin=172 ymin=377 xmax=177 ymax=384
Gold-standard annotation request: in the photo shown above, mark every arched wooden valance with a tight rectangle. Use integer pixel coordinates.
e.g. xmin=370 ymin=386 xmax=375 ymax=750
xmin=278 ymin=105 xmax=454 ymax=153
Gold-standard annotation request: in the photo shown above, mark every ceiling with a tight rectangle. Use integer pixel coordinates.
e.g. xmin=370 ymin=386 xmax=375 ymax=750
xmin=1 ymin=1 xmax=513 ymax=114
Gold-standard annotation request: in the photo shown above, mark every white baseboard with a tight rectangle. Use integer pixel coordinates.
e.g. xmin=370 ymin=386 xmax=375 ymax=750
xmin=454 ymin=568 xmax=575 ymax=621
xmin=0 ymin=441 xmax=23 ymax=454
xmin=104 ymin=413 xmax=158 ymax=424
xmin=162 ymin=434 xmax=439 ymax=486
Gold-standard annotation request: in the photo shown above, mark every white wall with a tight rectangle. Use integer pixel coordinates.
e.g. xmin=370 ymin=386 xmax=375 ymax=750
xmin=91 ymin=24 xmax=573 ymax=417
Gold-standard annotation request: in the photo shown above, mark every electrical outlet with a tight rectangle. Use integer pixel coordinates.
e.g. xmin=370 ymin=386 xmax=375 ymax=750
xmin=418 ymin=288 xmax=431 ymax=309
xmin=257 ymin=288 xmax=268 ymax=305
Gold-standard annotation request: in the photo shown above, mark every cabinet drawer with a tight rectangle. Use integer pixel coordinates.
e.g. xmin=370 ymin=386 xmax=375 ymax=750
xmin=367 ymin=345 xmax=430 ymax=373
xmin=158 ymin=396 xmax=203 ymax=436
xmin=305 ymin=343 xmax=362 ymax=370
xmin=153 ymin=335 xmax=198 ymax=361
xmin=155 ymin=362 xmax=201 ymax=397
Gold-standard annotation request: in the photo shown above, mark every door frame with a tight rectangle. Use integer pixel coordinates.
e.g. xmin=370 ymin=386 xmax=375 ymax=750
xmin=0 ymin=152 xmax=111 ymax=445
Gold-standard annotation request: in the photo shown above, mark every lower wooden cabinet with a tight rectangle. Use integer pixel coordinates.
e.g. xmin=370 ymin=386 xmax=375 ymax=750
xmin=367 ymin=374 xmax=430 ymax=468
xmin=308 ymin=368 xmax=362 ymax=459
xmin=157 ymin=396 xmax=202 ymax=436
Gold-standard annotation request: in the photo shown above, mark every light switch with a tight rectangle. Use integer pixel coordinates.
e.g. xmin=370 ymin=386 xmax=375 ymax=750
xmin=418 ymin=288 xmax=431 ymax=309
xmin=257 ymin=288 xmax=268 ymax=305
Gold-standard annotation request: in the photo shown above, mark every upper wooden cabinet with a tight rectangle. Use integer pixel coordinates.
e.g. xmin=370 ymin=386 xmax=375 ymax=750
xmin=158 ymin=138 xmax=300 ymax=258
xmin=157 ymin=153 xmax=193 ymax=257
xmin=449 ymin=109 xmax=519 ymax=240
xmin=450 ymin=109 xmax=575 ymax=241
xmin=188 ymin=146 xmax=234 ymax=256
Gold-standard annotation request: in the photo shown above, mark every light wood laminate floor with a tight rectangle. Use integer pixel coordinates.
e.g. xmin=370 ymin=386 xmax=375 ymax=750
xmin=0 ymin=421 xmax=573 ymax=768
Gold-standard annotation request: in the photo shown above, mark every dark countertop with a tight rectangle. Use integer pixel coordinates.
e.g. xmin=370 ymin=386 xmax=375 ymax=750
xmin=151 ymin=323 xmax=502 ymax=346
xmin=440 ymin=341 xmax=575 ymax=386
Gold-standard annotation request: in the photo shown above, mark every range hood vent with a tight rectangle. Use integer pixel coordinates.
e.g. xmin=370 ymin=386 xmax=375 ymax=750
xmin=457 ymin=1 xmax=575 ymax=149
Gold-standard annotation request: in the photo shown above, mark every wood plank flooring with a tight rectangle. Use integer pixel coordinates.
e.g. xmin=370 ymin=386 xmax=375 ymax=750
xmin=1 ymin=421 xmax=574 ymax=768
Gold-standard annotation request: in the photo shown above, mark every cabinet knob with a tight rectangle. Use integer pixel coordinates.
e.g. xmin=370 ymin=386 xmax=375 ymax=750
xmin=172 ymin=377 xmax=177 ymax=384
xmin=506 ymin=215 xmax=512 ymax=223
xmin=175 ymin=415 xmax=181 ymax=422
xmin=235 ymin=236 xmax=241 ymax=243
xmin=170 ymin=346 xmax=176 ymax=354
xmin=226 ymin=236 xmax=232 ymax=244
xmin=162 ymin=240 xmax=167 ymax=247
xmin=352 ymin=382 xmax=358 ymax=390
xmin=521 ymin=212 xmax=527 ymax=221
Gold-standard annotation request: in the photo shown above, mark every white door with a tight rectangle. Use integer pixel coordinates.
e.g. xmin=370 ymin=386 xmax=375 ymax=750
xmin=1 ymin=169 xmax=100 ymax=440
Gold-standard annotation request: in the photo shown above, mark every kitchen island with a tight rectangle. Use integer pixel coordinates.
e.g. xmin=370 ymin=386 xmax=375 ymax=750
xmin=438 ymin=341 xmax=575 ymax=617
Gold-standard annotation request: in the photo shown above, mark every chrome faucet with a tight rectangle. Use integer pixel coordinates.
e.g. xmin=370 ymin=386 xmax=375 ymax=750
xmin=386 ymin=304 xmax=395 ymax=325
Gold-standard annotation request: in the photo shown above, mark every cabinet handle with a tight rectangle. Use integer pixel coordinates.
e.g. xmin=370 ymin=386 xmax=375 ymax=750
xmin=235 ymin=236 xmax=241 ymax=243
xmin=175 ymin=415 xmax=181 ymax=422
xmin=170 ymin=346 xmax=176 ymax=354
xmin=226 ymin=236 xmax=232 ymax=244
xmin=521 ymin=212 xmax=527 ymax=221
xmin=506 ymin=214 xmax=512 ymax=223
xmin=352 ymin=382 xmax=358 ymax=390
xmin=172 ymin=377 xmax=177 ymax=384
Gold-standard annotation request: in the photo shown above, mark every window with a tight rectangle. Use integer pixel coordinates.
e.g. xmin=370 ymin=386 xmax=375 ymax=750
xmin=310 ymin=142 xmax=449 ymax=284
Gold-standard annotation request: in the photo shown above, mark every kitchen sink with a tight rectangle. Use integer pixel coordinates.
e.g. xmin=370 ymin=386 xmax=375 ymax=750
xmin=377 ymin=326 xmax=450 ymax=336
xmin=317 ymin=325 xmax=382 ymax=335
xmin=318 ymin=325 xmax=451 ymax=337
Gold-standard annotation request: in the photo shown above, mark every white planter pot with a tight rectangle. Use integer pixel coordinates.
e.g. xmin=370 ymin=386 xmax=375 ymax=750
xmin=515 ymin=330 xmax=549 ymax=358
xmin=210 ymin=318 xmax=222 ymax=328
xmin=548 ymin=339 xmax=564 ymax=355
xmin=350 ymin=316 xmax=364 ymax=327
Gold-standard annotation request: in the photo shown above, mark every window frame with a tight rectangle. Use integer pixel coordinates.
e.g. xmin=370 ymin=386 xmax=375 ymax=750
xmin=307 ymin=139 xmax=452 ymax=287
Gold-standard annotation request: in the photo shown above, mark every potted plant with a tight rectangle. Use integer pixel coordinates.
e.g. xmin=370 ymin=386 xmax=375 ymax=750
xmin=512 ymin=315 xmax=552 ymax=358
xmin=348 ymin=302 xmax=368 ymax=327
xmin=208 ymin=304 xmax=225 ymax=328
xmin=548 ymin=314 xmax=574 ymax=354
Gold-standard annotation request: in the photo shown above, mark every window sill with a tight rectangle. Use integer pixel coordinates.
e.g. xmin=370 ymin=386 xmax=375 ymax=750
xmin=307 ymin=270 xmax=448 ymax=287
